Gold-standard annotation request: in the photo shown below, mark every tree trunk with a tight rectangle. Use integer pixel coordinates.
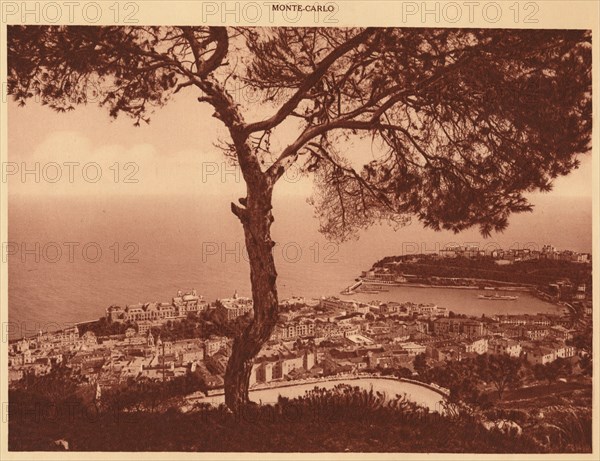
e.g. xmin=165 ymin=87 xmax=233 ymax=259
xmin=224 ymin=183 xmax=279 ymax=412
xmin=496 ymin=384 xmax=505 ymax=401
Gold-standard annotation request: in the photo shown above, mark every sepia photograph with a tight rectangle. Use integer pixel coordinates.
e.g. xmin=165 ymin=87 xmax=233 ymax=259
xmin=1 ymin=1 xmax=597 ymax=457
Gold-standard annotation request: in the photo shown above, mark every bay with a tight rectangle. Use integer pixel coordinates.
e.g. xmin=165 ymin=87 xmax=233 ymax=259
xmin=7 ymin=194 xmax=588 ymax=339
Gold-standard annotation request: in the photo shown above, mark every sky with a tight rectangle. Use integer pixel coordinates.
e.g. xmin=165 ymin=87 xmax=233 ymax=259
xmin=6 ymin=81 xmax=594 ymax=257
xmin=6 ymin=86 xmax=594 ymax=203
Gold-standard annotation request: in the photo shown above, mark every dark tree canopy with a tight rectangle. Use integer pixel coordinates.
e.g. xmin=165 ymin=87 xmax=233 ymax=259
xmin=8 ymin=26 xmax=592 ymax=240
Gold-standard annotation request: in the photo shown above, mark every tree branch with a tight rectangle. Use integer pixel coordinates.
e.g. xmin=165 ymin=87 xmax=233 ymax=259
xmin=243 ymin=28 xmax=375 ymax=135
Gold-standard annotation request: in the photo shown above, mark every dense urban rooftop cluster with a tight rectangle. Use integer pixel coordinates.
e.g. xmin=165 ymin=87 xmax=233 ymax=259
xmin=438 ymin=244 xmax=591 ymax=263
xmin=8 ymin=280 xmax=592 ymax=396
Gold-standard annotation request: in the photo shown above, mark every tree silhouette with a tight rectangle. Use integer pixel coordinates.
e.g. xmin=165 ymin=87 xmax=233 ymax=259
xmin=413 ymin=353 xmax=428 ymax=377
xmin=8 ymin=26 xmax=592 ymax=411
xmin=480 ymin=354 xmax=524 ymax=400
xmin=533 ymin=357 xmax=573 ymax=386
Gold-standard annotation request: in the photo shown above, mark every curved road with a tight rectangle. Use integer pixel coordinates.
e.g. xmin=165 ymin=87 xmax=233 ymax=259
xmin=192 ymin=376 xmax=447 ymax=413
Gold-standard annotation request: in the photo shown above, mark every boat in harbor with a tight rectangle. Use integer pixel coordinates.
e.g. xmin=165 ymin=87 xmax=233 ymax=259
xmin=478 ymin=294 xmax=518 ymax=301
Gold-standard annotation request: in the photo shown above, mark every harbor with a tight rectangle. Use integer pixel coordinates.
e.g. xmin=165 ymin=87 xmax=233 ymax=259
xmin=478 ymin=294 xmax=519 ymax=301
xmin=345 ymin=284 xmax=563 ymax=317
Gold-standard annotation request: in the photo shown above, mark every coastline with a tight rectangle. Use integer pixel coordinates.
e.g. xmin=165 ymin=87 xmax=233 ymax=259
xmin=12 ymin=282 xmax=564 ymax=343
xmin=394 ymin=282 xmax=534 ymax=291
xmin=347 ymin=281 xmax=537 ymax=295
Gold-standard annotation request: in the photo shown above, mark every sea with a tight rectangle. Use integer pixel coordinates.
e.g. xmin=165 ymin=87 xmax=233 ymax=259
xmin=7 ymin=194 xmax=591 ymax=340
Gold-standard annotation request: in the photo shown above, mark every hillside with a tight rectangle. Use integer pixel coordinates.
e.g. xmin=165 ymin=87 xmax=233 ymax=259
xmin=9 ymin=383 xmax=590 ymax=453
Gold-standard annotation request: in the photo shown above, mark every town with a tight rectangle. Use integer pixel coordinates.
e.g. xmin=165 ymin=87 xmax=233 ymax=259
xmin=351 ymin=246 xmax=593 ymax=302
xmin=8 ymin=264 xmax=592 ymax=405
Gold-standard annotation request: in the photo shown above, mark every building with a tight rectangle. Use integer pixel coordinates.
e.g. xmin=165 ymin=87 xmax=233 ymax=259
xmin=107 ymin=302 xmax=176 ymax=323
xmin=461 ymin=337 xmax=488 ymax=355
xmin=35 ymin=326 xmax=80 ymax=347
xmin=352 ymin=303 xmax=372 ymax=315
xmin=9 ymin=369 xmax=24 ymax=383
xmin=250 ymin=349 xmax=316 ymax=386
xmin=274 ymin=320 xmax=315 ymax=340
xmin=81 ymin=331 xmax=98 ymax=347
xmin=12 ymin=338 xmax=30 ymax=354
xmin=204 ymin=336 xmax=228 ymax=356
xmin=345 ymin=333 xmax=374 ymax=346
xmin=430 ymin=345 xmax=462 ymax=362
xmin=414 ymin=303 xmax=448 ymax=318
xmin=432 ymin=318 xmax=459 ymax=335
xmin=176 ymin=342 xmax=205 ymax=364
xmin=524 ymin=344 xmax=576 ymax=365
xmin=489 ymin=338 xmax=522 ymax=357
xmin=462 ymin=320 xmax=485 ymax=337
xmin=495 ymin=314 xmax=551 ymax=327
xmin=172 ymin=289 xmax=206 ymax=315
xmin=216 ymin=292 xmax=253 ymax=321
xmin=555 ymin=344 xmax=576 ymax=359
xmin=432 ymin=318 xmax=485 ymax=337
xmin=106 ymin=290 xmax=206 ymax=324
xmin=525 ymin=346 xmax=559 ymax=365
xmin=378 ymin=302 xmax=402 ymax=315
xmin=320 ymin=297 xmax=373 ymax=315
xmin=315 ymin=320 xmax=344 ymax=339
xmin=439 ymin=245 xmax=484 ymax=259
xmin=137 ymin=321 xmax=153 ymax=335
xmin=398 ymin=342 xmax=427 ymax=356
xmin=521 ymin=326 xmax=550 ymax=340
xmin=439 ymin=246 xmax=460 ymax=258
xmin=8 ymin=349 xmax=33 ymax=366
xmin=550 ymin=325 xmax=574 ymax=340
